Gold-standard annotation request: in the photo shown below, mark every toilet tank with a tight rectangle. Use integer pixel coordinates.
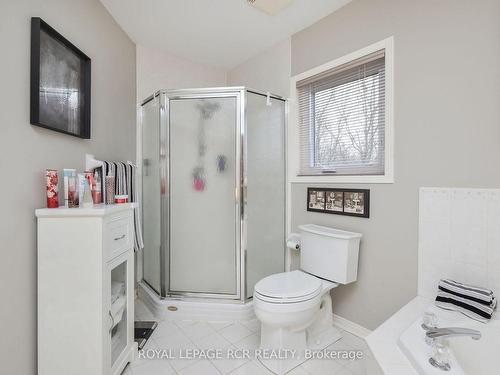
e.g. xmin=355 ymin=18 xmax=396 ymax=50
xmin=298 ymin=224 xmax=362 ymax=284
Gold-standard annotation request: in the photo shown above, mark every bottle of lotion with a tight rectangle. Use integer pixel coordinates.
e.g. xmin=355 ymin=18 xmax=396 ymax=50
xmin=92 ymin=171 xmax=102 ymax=204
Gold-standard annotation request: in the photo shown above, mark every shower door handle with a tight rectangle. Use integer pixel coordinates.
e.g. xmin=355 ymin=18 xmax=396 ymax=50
xmin=236 ymin=186 xmax=247 ymax=202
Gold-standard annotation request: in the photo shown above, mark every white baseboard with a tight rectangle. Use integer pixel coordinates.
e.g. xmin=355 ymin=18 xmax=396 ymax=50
xmin=333 ymin=313 xmax=372 ymax=338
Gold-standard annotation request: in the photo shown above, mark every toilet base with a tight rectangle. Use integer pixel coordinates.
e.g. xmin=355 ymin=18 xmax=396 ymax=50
xmin=307 ymin=292 xmax=337 ymax=349
xmin=258 ymin=294 xmax=342 ymax=374
xmin=260 ymin=325 xmax=307 ymax=352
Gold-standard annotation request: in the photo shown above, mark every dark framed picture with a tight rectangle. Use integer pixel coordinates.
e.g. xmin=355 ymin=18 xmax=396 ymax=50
xmin=30 ymin=17 xmax=91 ymax=138
xmin=307 ymin=188 xmax=370 ymax=218
xmin=326 ymin=190 xmax=343 ymax=212
xmin=343 ymin=190 xmax=369 ymax=217
xmin=307 ymin=189 xmax=326 ymax=212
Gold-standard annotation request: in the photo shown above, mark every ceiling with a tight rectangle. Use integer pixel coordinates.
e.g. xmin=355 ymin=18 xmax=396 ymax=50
xmin=99 ymin=0 xmax=351 ymax=69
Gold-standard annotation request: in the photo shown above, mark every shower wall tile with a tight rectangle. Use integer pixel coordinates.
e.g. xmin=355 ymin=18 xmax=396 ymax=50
xmin=418 ymin=188 xmax=500 ymax=299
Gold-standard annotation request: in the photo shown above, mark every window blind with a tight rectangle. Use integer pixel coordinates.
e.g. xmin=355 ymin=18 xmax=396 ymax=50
xmin=297 ymin=50 xmax=386 ymax=176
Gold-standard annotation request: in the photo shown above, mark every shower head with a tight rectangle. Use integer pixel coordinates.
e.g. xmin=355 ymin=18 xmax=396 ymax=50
xmin=197 ymin=101 xmax=221 ymax=120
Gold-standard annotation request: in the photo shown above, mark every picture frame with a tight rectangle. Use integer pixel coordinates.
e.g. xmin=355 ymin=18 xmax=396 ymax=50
xmin=325 ymin=190 xmax=344 ymax=213
xmin=307 ymin=188 xmax=370 ymax=218
xmin=30 ymin=17 xmax=91 ymax=139
xmin=307 ymin=189 xmax=326 ymax=212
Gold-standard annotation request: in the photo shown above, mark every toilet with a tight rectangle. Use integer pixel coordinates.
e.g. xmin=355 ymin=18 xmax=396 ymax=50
xmin=253 ymin=224 xmax=362 ymax=374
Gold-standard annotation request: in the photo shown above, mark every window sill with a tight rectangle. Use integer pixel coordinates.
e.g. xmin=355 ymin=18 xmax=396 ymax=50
xmin=289 ymin=174 xmax=394 ymax=184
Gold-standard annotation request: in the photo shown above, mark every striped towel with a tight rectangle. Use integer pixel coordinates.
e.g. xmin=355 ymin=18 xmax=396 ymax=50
xmin=435 ymin=279 xmax=497 ymax=323
xmin=96 ymin=161 xmax=144 ymax=253
xmin=438 ymin=279 xmax=495 ymax=305
xmin=126 ymin=162 xmax=144 ymax=252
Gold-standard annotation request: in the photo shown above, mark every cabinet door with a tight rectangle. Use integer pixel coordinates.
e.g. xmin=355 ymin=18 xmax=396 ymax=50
xmin=105 ymin=250 xmax=134 ymax=375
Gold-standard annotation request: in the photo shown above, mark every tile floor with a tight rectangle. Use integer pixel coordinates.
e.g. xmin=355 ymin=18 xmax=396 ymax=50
xmin=125 ymin=300 xmax=377 ymax=375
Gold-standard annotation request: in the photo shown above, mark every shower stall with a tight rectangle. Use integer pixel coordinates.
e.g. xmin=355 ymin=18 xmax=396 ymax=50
xmin=139 ymin=88 xmax=286 ymax=309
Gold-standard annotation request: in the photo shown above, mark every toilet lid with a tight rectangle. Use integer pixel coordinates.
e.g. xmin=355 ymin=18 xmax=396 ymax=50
xmin=254 ymin=270 xmax=322 ymax=301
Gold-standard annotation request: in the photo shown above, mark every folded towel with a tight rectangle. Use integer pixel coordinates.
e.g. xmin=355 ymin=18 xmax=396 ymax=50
xmin=438 ymin=279 xmax=495 ymax=305
xmin=111 ymin=281 xmax=125 ymax=304
xmin=435 ymin=290 xmax=496 ymax=323
xmin=126 ymin=162 xmax=144 ymax=252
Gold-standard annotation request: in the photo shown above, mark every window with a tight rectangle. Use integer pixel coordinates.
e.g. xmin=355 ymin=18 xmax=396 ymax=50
xmin=291 ymin=38 xmax=393 ymax=182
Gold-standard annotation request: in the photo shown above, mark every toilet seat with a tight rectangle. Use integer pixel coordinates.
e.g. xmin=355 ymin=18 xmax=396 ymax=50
xmin=254 ymin=270 xmax=322 ymax=304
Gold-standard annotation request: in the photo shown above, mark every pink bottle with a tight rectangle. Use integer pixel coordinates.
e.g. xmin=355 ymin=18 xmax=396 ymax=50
xmin=46 ymin=169 xmax=59 ymax=208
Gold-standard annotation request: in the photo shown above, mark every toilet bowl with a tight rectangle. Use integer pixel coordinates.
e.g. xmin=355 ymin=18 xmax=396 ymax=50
xmin=253 ymin=224 xmax=362 ymax=374
xmin=254 ymin=270 xmax=338 ymax=351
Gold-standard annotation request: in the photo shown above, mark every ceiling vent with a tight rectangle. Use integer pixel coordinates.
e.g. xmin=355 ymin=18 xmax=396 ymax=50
xmin=246 ymin=0 xmax=294 ymax=15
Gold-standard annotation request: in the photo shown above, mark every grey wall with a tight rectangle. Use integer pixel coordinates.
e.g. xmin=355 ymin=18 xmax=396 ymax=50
xmin=227 ymin=38 xmax=291 ymax=97
xmin=136 ymin=44 xmax=227 ymax=103
xmin=291 ymin=0 xmax=500 ymax=329
xmin=0 ymin=0 xmax=136 ymax=373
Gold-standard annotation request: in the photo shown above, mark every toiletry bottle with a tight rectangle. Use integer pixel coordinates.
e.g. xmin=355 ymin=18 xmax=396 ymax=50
xmin=105 ymin=174 xmax=115 ymax=204
xmin=63 ymin=169 xmax=76 ymax=207
xmin=77 ymin=173 xmax=86 ymax=208
xmin=45 ymin=169 xmax=59 ymax=208
xmin=82 ymin=179 xmax=93 ymax=208
xmin=84 ymin=170 xmax=94 ymax=190
xmin=92 ymin=171 xmax=102 ymax=204
xmin=68 ymin=175 xmax=78 ymax=207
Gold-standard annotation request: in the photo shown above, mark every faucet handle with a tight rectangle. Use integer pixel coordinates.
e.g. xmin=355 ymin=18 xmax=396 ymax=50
xmin=421 ymin=311 xmax=437 ymax=331
xmin=429 ymin=341 xmax=451 ymax=371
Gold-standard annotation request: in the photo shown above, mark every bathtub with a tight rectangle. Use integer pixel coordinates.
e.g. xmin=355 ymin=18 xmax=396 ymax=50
xmin=367 ymin=296 xmax=498 ymax=375
xmin=398 ymin=303 xmax=499 ymax=375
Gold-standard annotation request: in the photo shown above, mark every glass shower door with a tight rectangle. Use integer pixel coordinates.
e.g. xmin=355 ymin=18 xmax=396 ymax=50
xmin=245 ymin=92 xmax=286 ymax=298
xmin=168 ymin=95 xmax=239 ymax=296
xmin=141 ymin=97 xmax=162 ymax=294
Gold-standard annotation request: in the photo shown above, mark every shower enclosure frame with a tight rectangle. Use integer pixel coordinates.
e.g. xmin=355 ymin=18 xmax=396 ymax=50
xmin=140 ymin=87 xmax=287 ymax=303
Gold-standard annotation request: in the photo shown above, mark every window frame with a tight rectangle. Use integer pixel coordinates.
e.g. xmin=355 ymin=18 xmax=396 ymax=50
xmin=289 ymin=37 xmax=394 ymax=184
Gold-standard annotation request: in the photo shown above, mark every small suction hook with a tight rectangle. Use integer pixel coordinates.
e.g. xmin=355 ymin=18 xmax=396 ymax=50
xmin=266 ymin=92 xmax=272 ymax=106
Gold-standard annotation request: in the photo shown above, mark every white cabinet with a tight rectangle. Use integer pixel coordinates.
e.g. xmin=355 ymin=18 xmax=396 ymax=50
xmin=36 ymin=204 xmax=136 ymax=375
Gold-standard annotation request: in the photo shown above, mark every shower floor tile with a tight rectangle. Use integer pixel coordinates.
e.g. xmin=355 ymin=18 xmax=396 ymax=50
xmin=128 ymin=299 xmax=378 ymax=375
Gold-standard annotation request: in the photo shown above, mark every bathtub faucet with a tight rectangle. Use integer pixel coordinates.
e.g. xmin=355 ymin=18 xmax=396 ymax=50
xmin=426 ymin=327 xmax=481 ymax=371
xmin=426 ymin=327 xmax=482 ymax=341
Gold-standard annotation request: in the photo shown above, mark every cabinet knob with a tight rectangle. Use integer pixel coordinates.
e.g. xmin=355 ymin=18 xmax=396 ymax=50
xmin=114 ymin=234 xmax=125 ymax=241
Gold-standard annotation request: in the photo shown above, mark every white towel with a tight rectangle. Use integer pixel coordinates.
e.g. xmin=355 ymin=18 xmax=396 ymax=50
xmin=111 ymin=281 xmax=125 ymax=304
